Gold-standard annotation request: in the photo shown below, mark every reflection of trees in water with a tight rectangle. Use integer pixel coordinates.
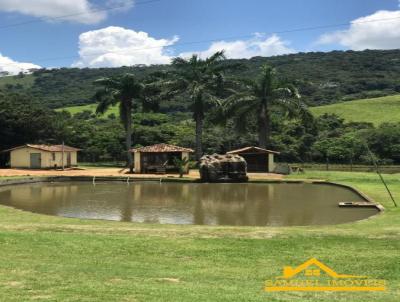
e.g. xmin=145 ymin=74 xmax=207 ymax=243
xmin=0 ymin=184 xmax=78 ymax=215
xmin=190 ymin=184 xmax=273 ymax=226
xmin=120 ymin=185 xmax=135 ymax=222
xmin=119 ymin=183 xmax=192 ymax=223
xmin=193 ymin=199 xmax=205 ymax=225
xmin=131 ymin=183 xmax=191 ymax=204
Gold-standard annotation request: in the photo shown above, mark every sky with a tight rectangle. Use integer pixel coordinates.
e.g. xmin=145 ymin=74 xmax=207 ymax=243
xmin=0 ymin=0 xmax=399 ymax=74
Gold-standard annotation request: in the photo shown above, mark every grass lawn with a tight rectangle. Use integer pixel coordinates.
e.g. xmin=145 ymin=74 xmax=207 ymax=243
xmin=0 ymin=171 xmax=399 ymax=301
xmin=79 ymin=162 xmax=125 ymax=168
xmin=310 ymin=94 xmax=400 ymax=126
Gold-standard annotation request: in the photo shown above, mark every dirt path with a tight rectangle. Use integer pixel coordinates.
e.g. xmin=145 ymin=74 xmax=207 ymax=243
xmin=0 ymin=168 xmax=283 ymax=180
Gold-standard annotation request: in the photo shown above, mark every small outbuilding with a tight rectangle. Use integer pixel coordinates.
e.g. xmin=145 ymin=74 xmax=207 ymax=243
xmin=4 ymin=144 xmax=80 ymax=169
xmin=227 ymin=146 xmax=279 ymax=173
xmin=130 ymin=143 xmax=193 ymax=174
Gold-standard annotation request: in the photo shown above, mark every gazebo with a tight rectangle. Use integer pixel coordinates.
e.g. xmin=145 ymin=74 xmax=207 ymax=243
xmin=227 ymin=146 xmax=279 ymax=173
xmin=130 ymin=143 xmax=193 ymax=174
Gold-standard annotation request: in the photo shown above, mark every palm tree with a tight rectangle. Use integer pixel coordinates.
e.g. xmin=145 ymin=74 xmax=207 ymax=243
xmin=224 ymin=64 xmax=310 ymax=149
xmin=169 ymin=51 xmax=229 ymax=160
xmin=93 ymin=74 xmax=144 ymax=173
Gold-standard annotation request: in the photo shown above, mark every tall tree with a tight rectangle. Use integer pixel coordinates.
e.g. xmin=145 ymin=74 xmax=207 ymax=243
xmin=0 ymin=92 xmax=56 ymax=149
xmin=94 ymin=74 xmax=144 ymax=173
xmin=224 ymin=64 xmax=310 ymax=148
xmin=169 ymin=51 xmax=229 ymax=160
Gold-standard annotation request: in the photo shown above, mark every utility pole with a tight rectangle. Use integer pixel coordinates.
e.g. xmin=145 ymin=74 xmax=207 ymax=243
xmin=365 ymin=143 xmax=397 ymax=207
xmin=62 ymin=141 xmax=65 ymax=171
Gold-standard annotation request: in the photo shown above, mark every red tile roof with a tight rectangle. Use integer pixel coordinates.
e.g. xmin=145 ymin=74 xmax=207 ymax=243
xmin=227 ymin=146 xmax=280 ymax=155
xmin=130 ymin=143 xmax=194 ymax=153
xmin=4 ymin=144 xmax=81 ymax=152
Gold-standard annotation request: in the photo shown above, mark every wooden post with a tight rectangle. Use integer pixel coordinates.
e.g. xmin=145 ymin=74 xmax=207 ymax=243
xmin=134 ymin=151 xmax=141 ymax=174
xmin=268 ymin=153 xmax=275 ymax=173
xmin=182 ymin=152 xmax=190 ymax=174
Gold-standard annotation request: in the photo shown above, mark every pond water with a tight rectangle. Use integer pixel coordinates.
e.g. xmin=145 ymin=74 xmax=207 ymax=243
xmin=0 ymin=182 xmax=379 ymax=226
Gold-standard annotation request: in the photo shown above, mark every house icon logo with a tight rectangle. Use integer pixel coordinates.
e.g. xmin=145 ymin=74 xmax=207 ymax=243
xmin=265 ymin=258 xmax=386 ymax=292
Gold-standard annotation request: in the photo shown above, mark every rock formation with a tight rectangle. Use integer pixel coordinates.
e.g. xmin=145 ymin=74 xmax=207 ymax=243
xmin=199 ymin=154 xmax=248 ymax=182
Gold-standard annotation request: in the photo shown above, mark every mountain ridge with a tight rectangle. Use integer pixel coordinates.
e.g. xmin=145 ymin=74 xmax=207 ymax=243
xmin=1 ymin=49 xmax=399 ymax=110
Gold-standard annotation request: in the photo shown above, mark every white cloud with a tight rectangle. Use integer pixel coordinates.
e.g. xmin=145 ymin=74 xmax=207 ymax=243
xmin=0 ymin=0 xmax=134 ymax=24
xmin=317 ymin=10 xmax=400 ymax=50
xmin=106 ymin=0 xmax=134 ymax=13
xmin=0 ymin=53 xmax=41 ymax=75
xmin=73 ymin=26 xmax=178 ymax=67
xmin=180 ymin=34 xmax=295 ymax=59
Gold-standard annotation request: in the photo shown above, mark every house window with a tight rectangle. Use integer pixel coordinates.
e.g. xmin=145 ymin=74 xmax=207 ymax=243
xmin=52 ymin=152 xmax=56 ymax=160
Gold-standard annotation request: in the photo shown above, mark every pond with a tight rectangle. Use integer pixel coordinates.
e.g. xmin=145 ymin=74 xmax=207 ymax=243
xmin=0 ymin=181 xmax=379 ymax=226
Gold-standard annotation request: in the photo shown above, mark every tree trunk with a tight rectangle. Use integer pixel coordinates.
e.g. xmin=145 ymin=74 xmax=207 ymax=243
xmin=258 ymin=101 xmax=270 ymax=149
xmin=195 ymin=114 xmax=203 ymax=161
xmin=125 ymin=103 xmax=134 ymax=173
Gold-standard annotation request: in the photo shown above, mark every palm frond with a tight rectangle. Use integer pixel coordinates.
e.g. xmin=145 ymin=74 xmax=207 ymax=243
xmin=205 ymin=50 xmax=226 ymax=64
xmin=224 ymin=92 xmax=257 ymax=107
xmin=171 ymin=56 xmax=189 ymax=66
xmin=93 ymin=89 xmax=114 ymax=115
xmin=284 ymin=83 xmax=301 ymax=99
xmin=271 ymin=87 xmax=294 ymax=100
xmin=203 ymin=92 xmax=222 ymax=108
xmin=93 ymin=77 xmax=120 ymax=89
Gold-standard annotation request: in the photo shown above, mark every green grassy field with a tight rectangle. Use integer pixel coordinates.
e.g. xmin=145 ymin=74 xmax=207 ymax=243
xmin=0 ymin=171 xmax=399 ymax=301
xmin=59 ymin=94 xmax=400 ymax=125
xmin=310 ymin=94 xmax=400 ymax=126
xmin=291 ymin=163 xmax=400 ymax=173
xmin=56 ymin=103 xmax=119 ymax=116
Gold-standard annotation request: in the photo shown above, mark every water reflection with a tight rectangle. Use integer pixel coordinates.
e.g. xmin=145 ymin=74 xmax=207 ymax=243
xmin=0 ymin=182 xmax=379 ymax=226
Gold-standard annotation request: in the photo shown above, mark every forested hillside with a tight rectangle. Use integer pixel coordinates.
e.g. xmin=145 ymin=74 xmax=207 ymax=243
xmin=1 ymin=49 xmax=400 ymax=109
xmin=1 ymin=49 xmax=400 ymax=166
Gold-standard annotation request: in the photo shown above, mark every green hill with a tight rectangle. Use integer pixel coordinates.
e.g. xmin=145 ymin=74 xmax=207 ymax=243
xmin=57 ymin=103 xmax=119 ymax=116
xmin=60 ymin=94 xmax=400 ymax=125
xmin=310 ymin=94 xmax=400 ymax=126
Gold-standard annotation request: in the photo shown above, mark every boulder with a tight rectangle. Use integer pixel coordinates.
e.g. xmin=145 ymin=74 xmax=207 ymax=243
xmin=199 ymin=154 xmax=248 ymax=182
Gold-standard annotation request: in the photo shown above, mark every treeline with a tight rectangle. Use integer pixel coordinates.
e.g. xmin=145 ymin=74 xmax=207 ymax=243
xmin=0 ymin=90 xmax=399 ymax=166
xmin=1 ymin=49 xmax=400 ymax=167
xmin=1 ymin=49 xmax=400 ymax=109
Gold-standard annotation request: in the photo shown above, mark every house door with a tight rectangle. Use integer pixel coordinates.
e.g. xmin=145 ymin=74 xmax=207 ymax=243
xmin=67 ymin=152 xmax=71 ymax=167
xmin=30 ymin=153 xmax=41 ymax=169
